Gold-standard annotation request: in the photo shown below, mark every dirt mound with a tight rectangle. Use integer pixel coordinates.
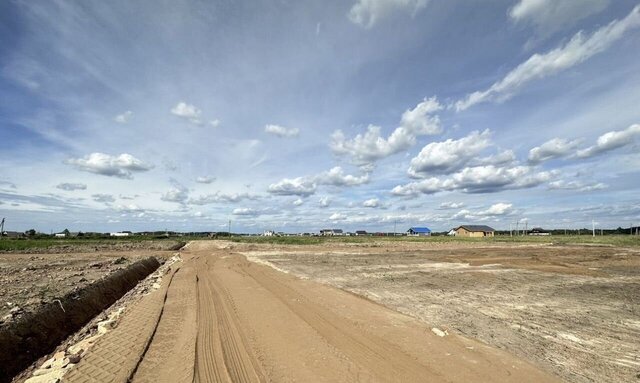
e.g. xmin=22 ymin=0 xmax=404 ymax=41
xmin=0 ymin=257 xmax=161 ymax=382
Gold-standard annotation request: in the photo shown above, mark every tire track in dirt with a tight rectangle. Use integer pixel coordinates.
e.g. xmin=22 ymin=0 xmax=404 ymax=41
xmin=64 ymin=265 xmax=179 ymax=383
xmin=194 ymin=256 xmax=265 ymax=383
xmin=130 ymin=262 xmax=197 ymax=383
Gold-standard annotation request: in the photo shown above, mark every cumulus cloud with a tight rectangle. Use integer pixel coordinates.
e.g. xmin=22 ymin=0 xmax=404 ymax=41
xmin=392 ymin=165 xmax=555 ymax=196
xmin=548 ymin=180 xmax=608 ymax=192
xmin=439 ymin=201 xmax=464 ymax=209
xmin=116 ymin=203 xmax=144 ymax=212
xmin=264 ymin=124 xmax=300 ymax=138
xmin=232 ymin=208 xmax=258 ymax=216
xmin=408 ymin=130 xmax=492 ymax=177
xmin=348 ymin=0 xmax=428 ymax=28
xmin=161 ymin=181 xmax=189 ymax=204
xmin=319 ymin=196 xmax=331 ymax=208
xmin=331 ymin=97 xmax=442 ymax=165
xmin=576 ymin=124 xmax=640 ymax=158
xmin=268 ymin=177 xmax=317 ymax=197
xmin=92 ymin=193 xmax=115 ymax=203
xmin=363 ymin=198 xmax=380 ymax=208
xmin=509 ymin=0 xmax=609 ymax=35
xmin=478 ymin=202 xmax=513 ymax=216
xmin=268 ymin=166 xmax=369 ymax=196
xmin=316 ymin=166 xmax=370 ymax=186
xmin=329 ymin=212 xmax=347 ymax=221
xmin=528 ymin=138 xmax=581 ymax=163
xmin=195 ymin=175 xmax=216 ymax=184
xmin=456 ymin=5 xmax=640 ymax=111
xmin=171 ymin=101 xmax=208 ymax=125
xmin=293 ymin=198 xmax=304 ymax=206
xmin=65 ymin=153 xmax=153 ymax=179
xmin=114 ymin=110 xmax=133 ymax=124
xmin=209 ymin=119 xmax=220 ymax=128
xmin=188 ymin=191 xmax=258 ymax=205
xmin=56 ymin=182 xmax=87 ymax=191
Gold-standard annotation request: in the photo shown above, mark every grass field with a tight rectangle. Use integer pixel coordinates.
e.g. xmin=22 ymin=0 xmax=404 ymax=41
xmin=2 ymin=233 xmax=638 ymax=252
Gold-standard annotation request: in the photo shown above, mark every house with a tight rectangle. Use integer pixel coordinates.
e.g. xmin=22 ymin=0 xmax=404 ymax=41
xmin=2 ymin=231 xmax=25 ymax=238
xmin=454 ymin=225 xmax=495 ymax=237
xmin=407 ymin=227 xmax=431 ymax=236
xmin=320 ymin=229 xmax=343 ymax=236
xmin=110 ymin=232 xmax=131 ymax=237
xmin=262 ymin=230 xmax=275 ymax=236
xmin=447 ymin=229 xmax=457 ymax=236
xmin=529 ymin=227 xmax=550 ymax=236
xmin=355 ymin=230 xmax=368 ymax=236
xmin=54 ymin=233 xmax=67 ymax=238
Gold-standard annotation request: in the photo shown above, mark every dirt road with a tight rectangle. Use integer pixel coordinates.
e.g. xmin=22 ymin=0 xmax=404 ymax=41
xmin=63 ymin=241 xmax=559 ymax=382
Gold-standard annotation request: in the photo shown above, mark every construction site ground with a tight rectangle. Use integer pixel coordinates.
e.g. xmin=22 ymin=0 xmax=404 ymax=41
xmin=5 ymin=238 xmax=639 ymax=382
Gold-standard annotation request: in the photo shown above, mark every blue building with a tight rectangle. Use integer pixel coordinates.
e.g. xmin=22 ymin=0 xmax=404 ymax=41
xmin=407 ymin=227 xmax=431 ymax=236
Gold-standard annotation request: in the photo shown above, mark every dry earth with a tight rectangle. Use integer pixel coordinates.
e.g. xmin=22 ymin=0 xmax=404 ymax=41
xmin=0 ymin=250 xmax=172 ymax=325
xmin=240 ymin=240 xmax=640 ymax=383
xmin=61 ymin=241 xmax=558 ymax=383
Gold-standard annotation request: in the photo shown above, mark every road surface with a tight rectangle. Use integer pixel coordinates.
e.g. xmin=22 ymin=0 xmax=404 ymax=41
xmin=64 ymin=241 xmax=560 ymax=382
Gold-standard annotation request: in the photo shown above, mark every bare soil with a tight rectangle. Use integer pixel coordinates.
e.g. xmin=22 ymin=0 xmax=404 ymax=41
xmin=239 ymin=240 xmax=640 ymax=383
xmin=64 ymin=241 xmax=558 ymax=383
xmin=0 ymin=250 xmax=173 ymax=324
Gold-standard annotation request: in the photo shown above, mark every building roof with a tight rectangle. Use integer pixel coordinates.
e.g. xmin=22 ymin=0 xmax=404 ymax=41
xmin=408 ymin=227 xmax=431 ymax=233
xmin=456 ymin=225 xmax=495 ymax=232
xmin=355 ymin=230 xmax=367 ymax=234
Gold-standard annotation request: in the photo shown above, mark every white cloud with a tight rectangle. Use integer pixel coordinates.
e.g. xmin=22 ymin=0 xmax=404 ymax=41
xmin=329 ymin=212 xmax=347 ymax=221
xmin=528 ymin=138 xmax=581 ymax=163
xmin=65 ymin=153 xmax=153 ymax=179
xmin=209 ymin=119 xmax=220 ymax=128
xmin=114 ymin=110 xmax=133 ymax=124
xmin=331 ymin=97 xmax=442 ymax=165
xmin=456 ymin=5 xmax=640 ymax=111
xmin=232 ymin=207 xmax=258 ymax=216
xmin=319 ymin=196 xmax=330 ymax=208
xmin=408 ymin=130 xmax=491 ymax=177
xmin=92 ymin=193 xmax=115 ymax=203
xmin=264 ymin=124 xmax=300 ymax=138
xmin=161 ymin=187 xmax=188 ymax=203
xmin=56 ymin=182 xmax=87 ymax=191
xmin=509 ymin=0 xmax=609 ymax=35
xmin=316 ymin=166 xmax=370 ymax=186
xmin=195 ymin=175 xmax=216 ymax=184
xmin=116 ymin=203 xmax=144 ymax=213
xmin=392 ymin=165 xmax=555 ymax=196
xmin=478 ymin=202 xmax=513 ymax=216
xmin=188 ymin=191 xmax=258 ymax=205
xmin=268 ymin=166 xmax=369 ymax=197
xmin=363 ymin=198 xmax=380 ymax=208
xmin=267 ymin=177 xmax=317 ymax=197
xmin=548 ymin=180 xmax=608 ymax=192
xmin=171 ymin=101 xmax=208 ymax=125
xmin=293 ymin=198 xmax=304 ymax=206
xmin=439 ymin=202 xmax=464 ymax=209
xmin=576 ymin=124 xmax=640 ymax=158
xmin=348 ymin=0 xmax=428 ymax=29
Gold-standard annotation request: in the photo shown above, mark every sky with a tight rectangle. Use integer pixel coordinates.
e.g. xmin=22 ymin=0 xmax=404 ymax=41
xmin=1 ymin=0 xmax=640 ymax=234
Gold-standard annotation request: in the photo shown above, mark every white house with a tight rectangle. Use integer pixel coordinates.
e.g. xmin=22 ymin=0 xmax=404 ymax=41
xmin=110 ymin=232 xmax=131 ymax=237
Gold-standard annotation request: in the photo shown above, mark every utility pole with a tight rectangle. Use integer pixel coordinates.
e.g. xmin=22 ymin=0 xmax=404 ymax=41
xmin=515 ymin=221 xmax=519 ymax=237
xmin=393 ymin=219 xmax=397 ymax=237
xmin=509 ymin=222 xmax=512 ymax=237
xmin=592 ymin=219 xmax=595 ymax=237
xmin=228 ymin=219 xmax=231 ymax=237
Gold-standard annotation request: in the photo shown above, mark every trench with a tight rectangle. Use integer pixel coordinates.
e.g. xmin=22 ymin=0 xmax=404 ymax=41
xmin=0 ymin=257 xmax=161 ymax=382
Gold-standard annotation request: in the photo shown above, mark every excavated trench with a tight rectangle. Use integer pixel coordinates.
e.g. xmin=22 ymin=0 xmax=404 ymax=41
xmin=0 ymin=257 xmax=161 ymax=382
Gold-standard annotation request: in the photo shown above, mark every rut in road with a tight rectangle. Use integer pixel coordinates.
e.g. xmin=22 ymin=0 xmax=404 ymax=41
xmin=193 ymin=256 xmax=266 ymax=383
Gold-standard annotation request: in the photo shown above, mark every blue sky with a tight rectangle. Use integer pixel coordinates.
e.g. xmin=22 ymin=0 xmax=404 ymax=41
xmin=1 ymin=0 xmax=640 ymax=233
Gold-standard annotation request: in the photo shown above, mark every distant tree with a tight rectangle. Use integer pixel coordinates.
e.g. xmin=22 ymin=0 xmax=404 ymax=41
xmin=26 ymin=229 xmax=36 ymax=237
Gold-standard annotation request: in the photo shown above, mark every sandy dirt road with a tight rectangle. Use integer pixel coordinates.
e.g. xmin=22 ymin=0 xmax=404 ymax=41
xmin=64 ymin=241 xmax=560 ymax=382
